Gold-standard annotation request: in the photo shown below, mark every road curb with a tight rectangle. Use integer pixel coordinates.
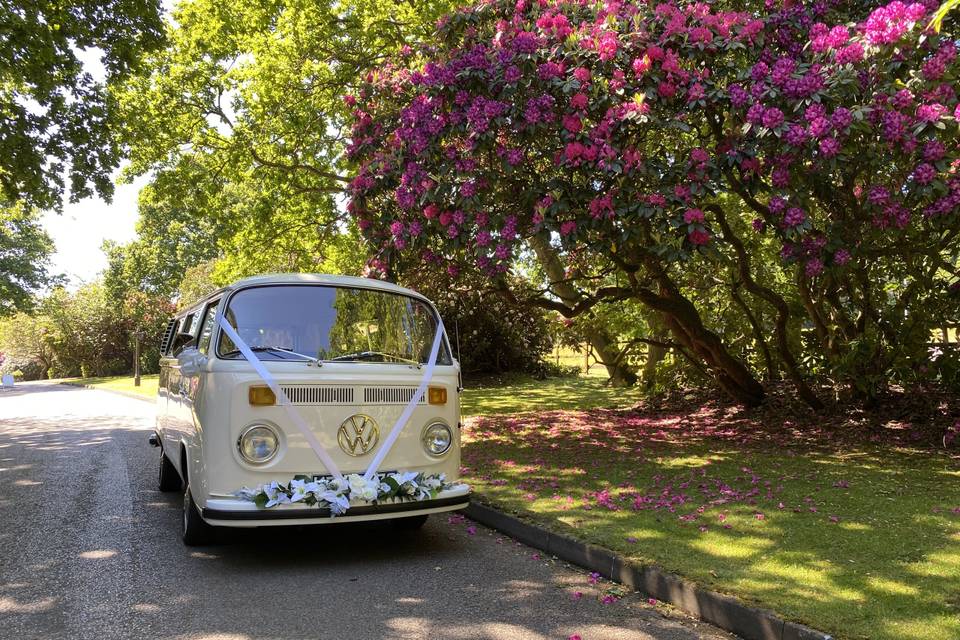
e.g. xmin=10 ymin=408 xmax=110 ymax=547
xmin=464 ymin=501 xmax=832 ymax=640
xmin=61 ymin=382 xmax=154 ymax=404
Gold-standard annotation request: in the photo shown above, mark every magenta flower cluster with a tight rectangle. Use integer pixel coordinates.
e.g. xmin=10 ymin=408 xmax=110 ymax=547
xmin=347 ymin=0 xmax=960 ymax=282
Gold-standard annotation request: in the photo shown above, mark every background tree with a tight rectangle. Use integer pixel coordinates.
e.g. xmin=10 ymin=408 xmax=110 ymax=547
xmin=0 ymin=203 xmax=58 ymax=315
xmin=0 ymin=0 xmax=164 ymax=211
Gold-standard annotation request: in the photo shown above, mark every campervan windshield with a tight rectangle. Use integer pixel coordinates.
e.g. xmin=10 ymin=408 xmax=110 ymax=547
xmin=217 ymin=285 xmax=451 ymax=365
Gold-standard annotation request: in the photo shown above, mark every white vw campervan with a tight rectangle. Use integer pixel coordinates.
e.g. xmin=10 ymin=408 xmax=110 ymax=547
xmin=152 ymin=274 xmax=469 ymax=545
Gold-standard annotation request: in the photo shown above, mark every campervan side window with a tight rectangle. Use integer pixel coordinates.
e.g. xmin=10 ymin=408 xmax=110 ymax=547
xmin=197 ymin=301 xmax=220 ymax=355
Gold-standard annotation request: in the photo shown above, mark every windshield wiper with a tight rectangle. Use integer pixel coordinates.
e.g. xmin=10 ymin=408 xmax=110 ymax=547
xmin=326 ymin=350 xmax=420 ymax=366
xmin=221 ymin=346 xmax=321 ymax=366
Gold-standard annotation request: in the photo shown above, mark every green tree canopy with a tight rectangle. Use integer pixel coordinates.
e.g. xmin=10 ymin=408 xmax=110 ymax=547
xmin=0 ymin=0 xmax=165 ymax=211
xmin=0 ymin=203 xmax=57 ymax=315
xmin=102 ymin=0 xmax=460 ymax=298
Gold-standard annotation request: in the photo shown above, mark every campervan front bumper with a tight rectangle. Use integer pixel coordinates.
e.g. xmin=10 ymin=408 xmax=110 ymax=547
xmin=201 ymin=484 xmax=471 ymax=527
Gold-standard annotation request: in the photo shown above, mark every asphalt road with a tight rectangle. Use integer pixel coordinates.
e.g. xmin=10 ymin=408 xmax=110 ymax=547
xmin=0 ymin=382 xmax=735 ymax=640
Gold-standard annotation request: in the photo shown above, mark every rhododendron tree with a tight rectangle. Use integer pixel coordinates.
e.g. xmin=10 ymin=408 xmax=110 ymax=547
xmin=348 ymin=0 xmax=960 ymax=406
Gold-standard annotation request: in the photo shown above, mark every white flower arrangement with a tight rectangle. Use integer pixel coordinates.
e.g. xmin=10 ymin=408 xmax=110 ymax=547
xmin=235 ymin=472 xmax=456 ymax=516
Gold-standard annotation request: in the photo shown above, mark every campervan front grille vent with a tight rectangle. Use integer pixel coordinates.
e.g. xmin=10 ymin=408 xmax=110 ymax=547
xmin=280 ymin=386 xmax=354 ymax=405
xmin=363 ymin=387 xmax=426 ymax=405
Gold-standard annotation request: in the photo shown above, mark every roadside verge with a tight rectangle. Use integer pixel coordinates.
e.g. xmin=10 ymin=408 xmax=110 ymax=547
xmin=60 ymin=381 xmax=154 ymax=403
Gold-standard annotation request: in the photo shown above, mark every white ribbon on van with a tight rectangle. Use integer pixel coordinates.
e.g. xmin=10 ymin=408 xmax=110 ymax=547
xmin=362 ymin=320 xmax=445 ymax=481
xmin=216 ymin=315 xmax=345 ymax=481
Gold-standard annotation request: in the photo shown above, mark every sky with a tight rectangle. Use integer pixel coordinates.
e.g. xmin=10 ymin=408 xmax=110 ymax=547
xmin=39 ymin=36 xmax=161 ymax=289
xmin=40 ymin=173 xmax=149 ymax=287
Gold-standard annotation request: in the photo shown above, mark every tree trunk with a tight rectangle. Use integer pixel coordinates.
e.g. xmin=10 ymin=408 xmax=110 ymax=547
xmin=589 ymin=329 xmax=638 ymax=387
xmin=527 ymin=234 xmax=639 ymax=386
xmin=628 ymin=256 xmax=765 ymax=406
xmin=707 ymin=205 xmax=824 ymax=410
xmin=641 ymin=331 xmax=667 ymax=389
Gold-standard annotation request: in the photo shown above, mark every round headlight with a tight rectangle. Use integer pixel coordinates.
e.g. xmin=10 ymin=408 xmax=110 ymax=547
xmin=238 ymin=424 xmax=280 ymax=464
xmin=422 ymin=422 xmax=452 ymax=456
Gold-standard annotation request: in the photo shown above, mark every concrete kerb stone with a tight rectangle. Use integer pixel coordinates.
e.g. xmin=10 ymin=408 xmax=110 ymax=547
xmin=463 ymin=501 xmax=832 ymax=640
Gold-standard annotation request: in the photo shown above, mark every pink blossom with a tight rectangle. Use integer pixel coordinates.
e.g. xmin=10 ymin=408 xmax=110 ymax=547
xmin=762 ymin=107 xmax=784 ymax=129
xmin=658 ymin=81 xmax=677 ymax=99
xmin=688 ymin=229 xmax=711 ymax=246
xmin=863 ymin=2 xmax=927 ymax=45
xmin=632 ymin=55 xmax=651 ymax=76
xmin=596 ymin=31 xmax=619 ymax=61
xmin=560 ymin=220 xmax=577 ymax=236
xmin=819 ymin=137 xmax=840 ymax=157
xmin=570 ymin=93 xmax=589 ymax=111
xmin=917 ymin=103 xmax=947 ymax=123
xmin=836 ymin=42 xmax=864 ymax=64
xmin=684 ymin=208 xmax=705 ymax=224
xmin=805 ymin=258 xmax=824 ymax=277
xmin=834 ymin=248 xmax=851 ymax=265
xmin=563 ymin=114 xmax=583 ymax=133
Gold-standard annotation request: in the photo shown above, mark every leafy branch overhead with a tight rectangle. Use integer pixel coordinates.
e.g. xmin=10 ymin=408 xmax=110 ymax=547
xmin=0 ymin=0 xmax=165 ymax=211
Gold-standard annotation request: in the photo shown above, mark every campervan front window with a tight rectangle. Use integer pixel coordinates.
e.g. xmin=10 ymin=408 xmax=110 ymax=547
xmin=217 ymin=285 xmax=451 ymax=365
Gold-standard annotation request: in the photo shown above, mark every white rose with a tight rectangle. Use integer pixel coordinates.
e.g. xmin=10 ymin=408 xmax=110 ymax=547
xmin=347 ymin=474 xmax=366 ymax=495
xmin=359 ymin=485 xmax=379 ymax=501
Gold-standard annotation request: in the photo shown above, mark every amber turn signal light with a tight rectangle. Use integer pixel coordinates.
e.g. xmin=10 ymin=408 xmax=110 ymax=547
xmin=248 ymin=385 xmax=276 ymax=406
xmin=428 ymin=386 xmax=447 ymax=405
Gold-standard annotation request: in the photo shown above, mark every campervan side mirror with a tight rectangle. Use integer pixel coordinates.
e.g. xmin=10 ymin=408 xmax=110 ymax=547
xmin=177 ymin=347 xmax=207 ymax=377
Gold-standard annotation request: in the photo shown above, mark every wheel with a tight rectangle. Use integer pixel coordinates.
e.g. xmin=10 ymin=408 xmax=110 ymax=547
xmin=392 ymin=514 xmax=429 ymax=531
xmin=158 ymin=451 xmax=181 ymax=492
xmin=182 ymin=483 xmax=215 ymax=546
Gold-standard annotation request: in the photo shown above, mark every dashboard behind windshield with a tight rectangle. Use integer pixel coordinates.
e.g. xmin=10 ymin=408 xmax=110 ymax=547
xmin=217 ymin=285 xmax=451 ymax=365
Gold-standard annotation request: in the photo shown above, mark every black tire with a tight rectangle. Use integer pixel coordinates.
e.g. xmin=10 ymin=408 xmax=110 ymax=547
xmin=158 ymin=451 xmax=181 ymax=492
xmin=182 ymin=484 xmax=215 ymax=546
xmin=392 ymin=514 xmax=429 ymax=531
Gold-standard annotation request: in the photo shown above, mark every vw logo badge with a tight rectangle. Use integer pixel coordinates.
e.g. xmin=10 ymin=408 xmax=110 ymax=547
xmin=337 ymin=414 xmax=380 ymax=456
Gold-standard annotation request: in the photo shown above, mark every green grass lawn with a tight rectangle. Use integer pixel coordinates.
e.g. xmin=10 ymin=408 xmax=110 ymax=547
xmin=460 ymin=377 xmax=960 ymax=640
xmin=62 ymin=374 xmax=159 ymax=399
xmin=461 ymin=372 xmax=645 ymax=416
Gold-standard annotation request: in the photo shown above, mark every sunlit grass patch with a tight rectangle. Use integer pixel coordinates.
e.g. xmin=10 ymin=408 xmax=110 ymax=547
xmin=62 ymin=374 xmax=159 ymax=399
